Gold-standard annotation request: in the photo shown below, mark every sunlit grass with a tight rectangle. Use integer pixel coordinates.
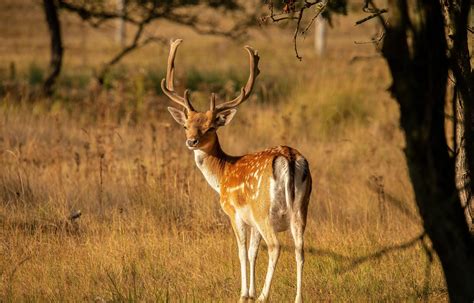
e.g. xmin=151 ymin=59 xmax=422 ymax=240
xmin=0 ymin=0 xmax=448 ymax=301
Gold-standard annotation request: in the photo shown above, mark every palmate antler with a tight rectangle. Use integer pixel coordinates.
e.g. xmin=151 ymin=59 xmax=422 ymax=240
xmin=212 ymin=46 xmax=260 ymax=113
xmin=161 ymin=40 xmax=260 ymax=113
xmin=160 ymin=39 xmax=195 ymax=112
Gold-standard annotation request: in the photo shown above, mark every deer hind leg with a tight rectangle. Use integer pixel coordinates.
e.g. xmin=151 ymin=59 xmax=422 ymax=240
xmin=248 ymin=227 xmax=261 ymax=300
xmin=256 ymin=221 xmax=280 ymax=302
xmin=291 ymin=160 xmax=311 ymax=303
xmin=229 ymin=214 xmax=249 ymax=302
xmin=290 ymin=213 xmax=305 ymax=303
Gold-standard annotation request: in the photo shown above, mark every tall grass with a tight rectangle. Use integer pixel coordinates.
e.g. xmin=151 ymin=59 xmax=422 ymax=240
xmin=0 ymin=0 xmax=448 ymax=301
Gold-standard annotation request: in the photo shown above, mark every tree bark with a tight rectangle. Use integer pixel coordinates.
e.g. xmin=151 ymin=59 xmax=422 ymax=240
xmin=443 ymin=0 xmax=474 ymax=232
xmin=381 ymin=0 xmax=474 ymax=301
xmin=42 ymin=0 xmax=63 ymax=96
xmin=454 ymin=88 xmax=474 ymax=232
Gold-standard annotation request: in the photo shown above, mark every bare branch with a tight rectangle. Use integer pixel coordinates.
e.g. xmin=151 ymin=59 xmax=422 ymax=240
xmin=57 ymin=0 xmax=140 ymax=25
xmin=363 ymin=0 xmax=377 ymax=13
xmin=58 ymin=0 xmax=255 ymax=85
xmin=355 ymin=8 xmax=388 ymax=26
xmin=263 ymin=0 xmax=329 ymax=60
xmin=293 ymin=1 xmax=328 ymax=60
xmin=293 ymin=8 xmax=305 ymax=60
xmin=365 ymin=0 xmax=388 ymax=30
xmin=261 ymin=2 xmax=298 ymax=22
xmin=301 ymin=1 xmax=328 ymax=35
xmin=97 ymin=21 xmax=167 ymax=84
xmin=354 ymin=31 xmax=385 ymax=45
xmin=164 ymin=12 xmax=253 ymax=39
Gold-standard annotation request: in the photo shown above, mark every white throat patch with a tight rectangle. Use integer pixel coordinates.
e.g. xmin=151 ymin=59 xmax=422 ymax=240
xmin=194 ymin=150 xmax=220 ymax=194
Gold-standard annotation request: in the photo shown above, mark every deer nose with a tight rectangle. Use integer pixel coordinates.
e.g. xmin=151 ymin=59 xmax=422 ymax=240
xmin=186 ymin=138 xmax=199 ymax=147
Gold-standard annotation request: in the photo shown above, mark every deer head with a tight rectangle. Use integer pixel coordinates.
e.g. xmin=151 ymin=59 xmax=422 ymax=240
xmin=161 ymin=39 xmax=260 ymax=151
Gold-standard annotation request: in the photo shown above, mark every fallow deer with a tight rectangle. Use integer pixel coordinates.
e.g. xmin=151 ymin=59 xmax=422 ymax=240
xmin=161 ymin=39 xmax=312 ymax=303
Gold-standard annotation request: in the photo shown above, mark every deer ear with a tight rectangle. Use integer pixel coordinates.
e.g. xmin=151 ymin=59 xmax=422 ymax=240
xmin=167 ymin=107 xmax=187 ymax=126
xmin=215 ymin=109 xmax=237 ymax=127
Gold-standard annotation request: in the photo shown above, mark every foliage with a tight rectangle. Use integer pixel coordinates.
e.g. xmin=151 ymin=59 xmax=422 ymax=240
xmin=28 ymin=63 xmax=44 ymax=86
xmin=322 ymin=0 xmax=348 ymax=25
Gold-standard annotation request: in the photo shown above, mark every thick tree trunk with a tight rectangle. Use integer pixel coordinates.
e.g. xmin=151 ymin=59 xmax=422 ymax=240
xmin=454 ymin=91 xmax=474 ymax=232
xmin=42 ymin=0 xmax=63 ymax=96
xmin=443 ymin=0 xmax=474 ymax=232
xmin=381 ymin=1 xmax=474 ymax=301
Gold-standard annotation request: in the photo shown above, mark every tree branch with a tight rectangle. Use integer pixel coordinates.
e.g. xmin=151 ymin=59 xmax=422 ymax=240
xmin=57 ymin=0 xmax=255 ymax=86
xmin=364 ymin=0 xmax=388 ymax=30
xmin=43 ymin=0 xmax=63 ymax=95
xmin=263 ymin=0 xmax=329 ymax=60
xmin=355 ymin=8 xmax=388 ymax=26
xmin=96 ymin=12 xmax=166 ymax=84
xmin=301 ymin=1 xmax=328 ymax=35
xmin=164 ymin=12 xmax=252 ymax=39
xmin=293 ymin=7 xmax=305 ymax=60
xmin=57 ymin=0 xmax=140 ymax=25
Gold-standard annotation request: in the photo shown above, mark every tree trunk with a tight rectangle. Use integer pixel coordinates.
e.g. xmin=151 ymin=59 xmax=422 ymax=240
xmin=42 ymin=0 xmax=63 ymax=96
xmin=314 ymin=16 xmax=327 ymax=56
xmin=116 ymin=0 xmax=126 ymax=46
xmin=443 ymin=0 xmax=474 ymax=233
xmin=454 ymin=89 xmax=474 ymax=232
xmin=381 ymin=0 xmax=474 ymax=301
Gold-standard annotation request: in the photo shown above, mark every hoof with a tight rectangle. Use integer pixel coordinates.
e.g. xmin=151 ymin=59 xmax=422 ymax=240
xmin=239 ymin=296 xmax=249 ymax=303
xmin=256 ymin=295 xmax=267 ymax=302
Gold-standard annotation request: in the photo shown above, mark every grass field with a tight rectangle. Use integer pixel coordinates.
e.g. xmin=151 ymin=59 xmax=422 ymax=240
xmin=0 ymin=0 xmax=449 ymax=301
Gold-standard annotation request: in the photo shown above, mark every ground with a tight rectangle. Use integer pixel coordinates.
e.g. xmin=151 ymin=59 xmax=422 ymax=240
xmin=0 ymin=0 xmax=448 ymax=301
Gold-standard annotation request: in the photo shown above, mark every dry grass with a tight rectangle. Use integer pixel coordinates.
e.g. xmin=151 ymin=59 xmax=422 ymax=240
xmin=0 ymin=0 xmax=448 ymax=302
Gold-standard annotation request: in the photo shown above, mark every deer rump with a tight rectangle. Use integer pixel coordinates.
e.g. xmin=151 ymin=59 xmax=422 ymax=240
xmin=270 ymin=154 xmax=311 ymax=232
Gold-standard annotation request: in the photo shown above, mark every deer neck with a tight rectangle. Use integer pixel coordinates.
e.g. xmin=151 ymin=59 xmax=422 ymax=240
xmin=193 ymin=134 xmax=231 ymax=194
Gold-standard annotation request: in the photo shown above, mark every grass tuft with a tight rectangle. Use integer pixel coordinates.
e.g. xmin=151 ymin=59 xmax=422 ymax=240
xmin=0 ymin=2 xmax=447 ymax=301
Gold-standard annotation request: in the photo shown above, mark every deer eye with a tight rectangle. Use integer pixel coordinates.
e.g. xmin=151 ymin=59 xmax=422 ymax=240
xmin=183 ymin=126 xmax=188 ymax=130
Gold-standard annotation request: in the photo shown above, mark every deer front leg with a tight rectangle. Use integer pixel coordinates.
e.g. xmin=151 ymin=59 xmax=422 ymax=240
xmin=229 ymin=214 xmax=249 ymax=301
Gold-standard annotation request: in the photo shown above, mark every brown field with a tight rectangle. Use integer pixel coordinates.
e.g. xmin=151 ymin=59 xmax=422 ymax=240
xmin=0 ymin=1 xmax=448 ymax=302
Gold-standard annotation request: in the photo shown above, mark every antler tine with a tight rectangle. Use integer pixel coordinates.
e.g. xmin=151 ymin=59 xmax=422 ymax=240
xmin=210 ymin=93 xmax=216 ymax=111
xmin=215 ymin=46 xmax=260 ymax=112
xmin=166 ymin=39 xmax=182 ymax=91
xmin=161 ymin=39 xmax=195 ymax=112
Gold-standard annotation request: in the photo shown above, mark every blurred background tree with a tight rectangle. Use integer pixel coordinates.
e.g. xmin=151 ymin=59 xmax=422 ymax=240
xmin=42 ymin=0 xmax=63 ymax=95
xmin=41 ymin=0 xmax=259 ymax=94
